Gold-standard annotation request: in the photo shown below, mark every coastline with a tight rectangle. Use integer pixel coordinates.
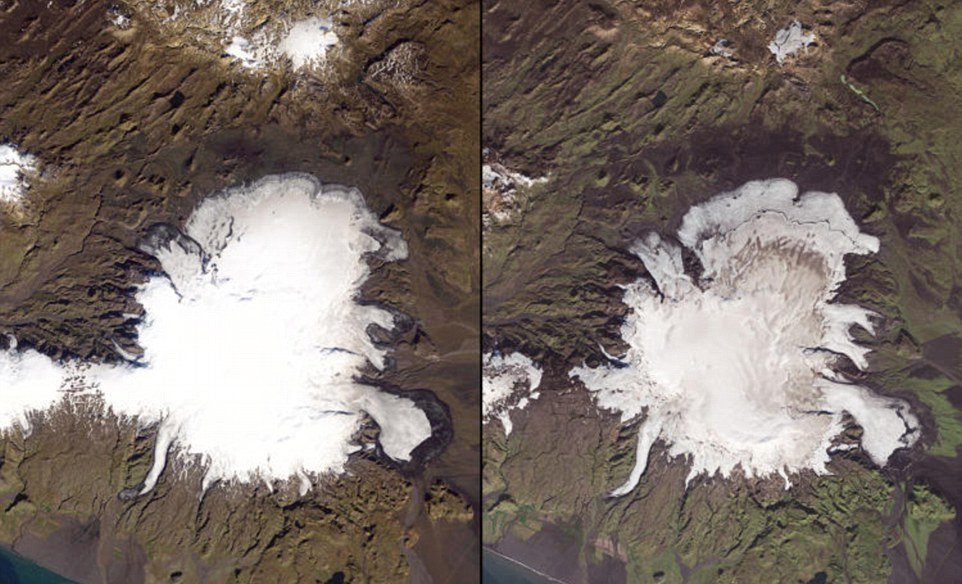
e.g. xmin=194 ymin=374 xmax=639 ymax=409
xmin=0 ymin=543 xmax=77 ymax=584
xmin=483 ymin=547 xmax=569 ymax=584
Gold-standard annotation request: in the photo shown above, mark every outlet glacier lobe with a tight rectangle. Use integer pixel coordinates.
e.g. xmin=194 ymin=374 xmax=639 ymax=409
xmin=571 ymin=179 xmax=918 ymax=495
xmin=482 ymin=352 xmax=543 ymax=436
xmin=0 ymin=173 xmax=432 ymax=495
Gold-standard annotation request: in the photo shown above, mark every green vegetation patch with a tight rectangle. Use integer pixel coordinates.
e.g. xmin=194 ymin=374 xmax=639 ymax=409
xmin=902 ymin=484 xmax=956 ymax=576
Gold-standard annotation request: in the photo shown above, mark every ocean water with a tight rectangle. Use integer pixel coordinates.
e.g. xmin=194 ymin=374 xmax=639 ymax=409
xmin=0 ymin=547 xmax=75 ymax=584
xmin=483 ymin=548 xmax=558 ymax=584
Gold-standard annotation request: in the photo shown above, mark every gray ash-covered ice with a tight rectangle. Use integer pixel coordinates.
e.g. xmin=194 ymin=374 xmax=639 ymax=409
xmin=571 ymin=179 xmax=918 ymax=495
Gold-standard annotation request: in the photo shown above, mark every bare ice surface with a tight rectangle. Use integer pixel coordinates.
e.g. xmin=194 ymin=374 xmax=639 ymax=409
xmin=483 ymin=352 xmax=543 ymax=436
xmin=0 ymin=174 xmax=431 ymax=494
xmin=571 ymin=179 xmax=918 ymax=495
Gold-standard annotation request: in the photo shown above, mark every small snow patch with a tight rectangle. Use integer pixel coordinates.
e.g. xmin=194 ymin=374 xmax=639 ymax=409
xmin=218 ymin=16 xmax=339 ymax=71
xmin=0 ymin=144 xmax=37 ymax=205
xmin=482 ymin=162 xmax=547 ymax=226
xmin=710 ymin=39 xmax=734 ymax=59
xmin=107 ymin=6 xmax=130 ymax=29
xmin=768 ymin=21 xmax=815 ymax=64
xmin=225 ymin=35 xmax=262 ymax=68
xmin=278 ymin=17 xmax=339 ymax=69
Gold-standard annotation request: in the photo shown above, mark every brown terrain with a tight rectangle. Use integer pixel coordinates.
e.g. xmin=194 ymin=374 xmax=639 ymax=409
xmin=484 ymin=0 xmax=962 ymax=582
xmin=0 ymin=0 xmax=479 ymax=582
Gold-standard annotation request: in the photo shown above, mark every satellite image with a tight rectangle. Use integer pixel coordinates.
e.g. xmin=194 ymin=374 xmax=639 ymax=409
xmin=483 ymin=1 xmax=962 ymax=583
xmin=0 ymin=0 xmax=478 ymax=582
xmin=4 ymin=0 xmax=962 ymax=582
